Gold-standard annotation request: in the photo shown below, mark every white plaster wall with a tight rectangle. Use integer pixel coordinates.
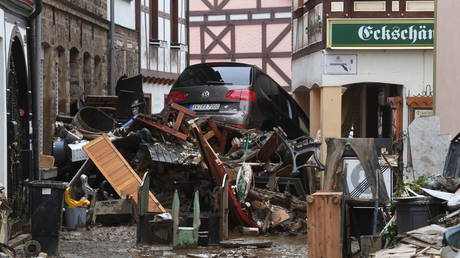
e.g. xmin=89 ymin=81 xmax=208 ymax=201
xmin=293 ymin=49 xmax=433 ymax=93
xmin=107 ymin=0 xmax=136 ymax=30
xmin=140 ymin=0 xmax=149 ymax=70
xmin=436 ymin=0 xmax=460 ymax=138
xmin=322 ymin=50 xmax=433 ymax=92
xmin=292 ymin=49 xmax=433 ymax=172
xmin=0 ymin=9 xmax=6 ymax=192
xmin=143 ymin=83 xmax=173 ymax=113
xmin=292 ymin=50 xmax=324 ymax=90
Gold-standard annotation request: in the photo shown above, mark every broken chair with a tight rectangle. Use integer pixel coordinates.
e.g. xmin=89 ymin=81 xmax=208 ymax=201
xmin=172 ymin=190 xmax=201 ymax=248
xmin=275 ymin=127 xmax=325 ymax=173
xmin=134 ymin=102 xmax=197 ymax=141
xmin=137 ymin=172 xmax=172 ymax=245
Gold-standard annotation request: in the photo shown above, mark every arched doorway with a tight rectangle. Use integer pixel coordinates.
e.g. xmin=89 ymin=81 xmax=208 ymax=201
xmin=83 ymin=52 xmax=92 ymax=94
xmin=342 ymin=83 xmax=403 ymax=138
xmin=292 ymin=85 xmax=310 ymax=117
xmin=7 ymin=36 xmax=31 ymax=224
xmin=56 ymin=46 xmax=69 ymax=115
xmin=94 ymin=55 xmax=102 ymax=94
xmin=69 ymin=47 xmax=81 ymax=105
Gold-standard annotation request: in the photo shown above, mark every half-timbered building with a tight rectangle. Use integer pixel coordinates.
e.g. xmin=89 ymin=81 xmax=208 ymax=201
xmin=291 ymin=0 xmax=434 ymax=165
xmin=139 ymin=0 xmax=189 ymax=113
xmin=189 ymin=0 xmax=292 ymax=89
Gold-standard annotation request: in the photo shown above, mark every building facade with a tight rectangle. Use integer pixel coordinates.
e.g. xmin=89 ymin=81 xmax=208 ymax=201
xmin=435 ymin=0 xmax=460 ymax=138
xmin=41 ymin=0 xmax=109 ymax=154
xmin=139 ymin=0 xmax=189 ymax=113
xmin=0 ymin=0 xmax=35 ymax=228
xmin=108 ymin=0 xmax=140 ymax=80
xmin=189 ymin=0 xmax=292 ymax=89
xmin=291 ymin=0 xmax=434 ymax=162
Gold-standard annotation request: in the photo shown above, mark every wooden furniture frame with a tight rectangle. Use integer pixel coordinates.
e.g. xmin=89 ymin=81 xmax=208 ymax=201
xmin=406 ymin=97 xmax=433 ymax=124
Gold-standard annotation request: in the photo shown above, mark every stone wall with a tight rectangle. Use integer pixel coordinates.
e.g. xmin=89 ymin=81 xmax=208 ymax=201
xmin=41 ymin=0 xmax=110 ymax=154
xmin=114 ymin=26 xmax=139 ymax=80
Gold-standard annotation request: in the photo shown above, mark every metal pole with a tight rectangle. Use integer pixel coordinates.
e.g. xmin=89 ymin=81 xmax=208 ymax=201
xmin=373 ymin=169 xmax=380 ymax=235
xmin=109 ymin=0 xmax=115 ymax=94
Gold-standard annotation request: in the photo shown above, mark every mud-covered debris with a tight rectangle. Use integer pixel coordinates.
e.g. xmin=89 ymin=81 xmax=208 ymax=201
xmin=241 ymin=227 xmax=259 ymax=236
xmin=56 ymin=102 xmax=324 ymax=235
xmin=219 ymin=239 xmax=273 ymax=248
xmin=270 ymin=205 xmax=291 ymax=227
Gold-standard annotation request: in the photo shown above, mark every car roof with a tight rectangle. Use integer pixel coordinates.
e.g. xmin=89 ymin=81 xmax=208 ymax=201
xmin=187 ymin=62 xmax=257 ymax=69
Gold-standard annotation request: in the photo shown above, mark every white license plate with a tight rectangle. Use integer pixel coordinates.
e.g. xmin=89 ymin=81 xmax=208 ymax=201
xmin=190 ymin=104 xmax=221 ymax=111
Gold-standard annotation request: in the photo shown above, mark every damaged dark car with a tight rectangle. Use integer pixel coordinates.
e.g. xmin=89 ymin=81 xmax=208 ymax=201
xmin=166 ymin=62 xmax=310 ymax=138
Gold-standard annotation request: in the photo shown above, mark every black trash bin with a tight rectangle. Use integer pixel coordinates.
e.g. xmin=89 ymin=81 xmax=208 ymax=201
xmin=394 ymin=196 xmax=445 ymax=234
xmin=29 ymin=181 xmax=67 ymax=256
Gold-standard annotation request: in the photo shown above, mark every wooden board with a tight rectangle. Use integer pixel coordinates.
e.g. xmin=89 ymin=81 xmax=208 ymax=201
xmin=40 ymin=155 xmax=55 ymax=169
xmin=307 ymin=192 xmax=343 ymax=258
xmin=83 ymin=135 xmax=165 ymax=212
xmin=94 ymin=199 xmax=133 ymax=215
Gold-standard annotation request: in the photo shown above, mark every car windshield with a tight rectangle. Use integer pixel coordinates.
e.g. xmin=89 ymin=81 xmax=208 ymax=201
xmin=174 ymin=65 xmax=252 ymax=87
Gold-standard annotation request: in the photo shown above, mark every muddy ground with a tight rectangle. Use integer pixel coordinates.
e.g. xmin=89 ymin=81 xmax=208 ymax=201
xmin=57 ymin=226 xmax=307 ymax=257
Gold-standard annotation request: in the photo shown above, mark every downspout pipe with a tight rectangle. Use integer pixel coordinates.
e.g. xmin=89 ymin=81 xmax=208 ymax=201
xmin=29 ymin=0 xmax=42 ymax=20
xmin=29 ymin=0 xmax=43 ymax=179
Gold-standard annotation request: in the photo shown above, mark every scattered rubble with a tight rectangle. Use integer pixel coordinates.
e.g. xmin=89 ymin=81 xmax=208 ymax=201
xmin=35 ymin=86 xmax=460 ymax=257
xmin=51 ymin=98 xmax=323 ymax=244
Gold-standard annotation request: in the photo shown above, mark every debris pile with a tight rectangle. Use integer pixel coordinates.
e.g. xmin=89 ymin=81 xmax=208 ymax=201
xmin=369 ymin=175 xmax=460 ymax=256
xmin=52 ymin=98 xmax=324 ymax=235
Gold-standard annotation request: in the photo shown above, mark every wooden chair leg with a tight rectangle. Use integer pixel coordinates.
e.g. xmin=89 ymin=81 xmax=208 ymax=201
xmin=192 ymin=190 xmax=201 ymax=241
xmin=172 ymin=190 xmax=180 ymax=247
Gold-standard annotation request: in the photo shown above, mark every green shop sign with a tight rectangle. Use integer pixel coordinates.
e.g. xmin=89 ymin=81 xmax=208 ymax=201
xmin=327 ymin=19 xmax=434 ymax=49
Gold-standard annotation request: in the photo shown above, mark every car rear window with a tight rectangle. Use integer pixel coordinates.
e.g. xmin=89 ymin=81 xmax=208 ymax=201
xmin=174 ymin=65 xmax=252 ymax=88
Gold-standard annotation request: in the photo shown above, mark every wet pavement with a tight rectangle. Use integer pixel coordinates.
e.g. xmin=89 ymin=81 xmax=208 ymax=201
xmin=58 ymin=226 xmax=308 ymax=257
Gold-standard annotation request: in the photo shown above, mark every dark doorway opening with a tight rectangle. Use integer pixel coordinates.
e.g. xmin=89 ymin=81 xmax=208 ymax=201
xmin=7 ymin=36 xmax=32 ymax=230
xmin=342 ymin=83 xmax=403 ymax=138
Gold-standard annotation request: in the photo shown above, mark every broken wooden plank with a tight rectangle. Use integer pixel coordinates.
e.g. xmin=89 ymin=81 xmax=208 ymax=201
xmin=405 ymin=224 xmax=445 ymax=249
xmin=83 ymin=135 xmax=165 ymax=212
xmin=247 ymin=187 xmax=307 ymax=212
xmin=94 ymin=199 xmax=134 ymax=216
xmin=7 ymin=233 xmax=31 ymax=248
xmin=191 ymin=120 xmax=257 ymax=228
xmin=170 ymin=102 xmax=197 ymax=117
xmin=219 ymin=239 xmax=272 ymax=248
xmin=400 ymin=237 xmax=433 ymax=249
xmin=256 ymin=132 xmax=281 ymax=162
xmin=370 ymin=244 xmax=416 ymax=258
xmin=135 ymin=116 xmax=188 ymax=141
xmin=415 ymin=246 xmax=431 ymax=256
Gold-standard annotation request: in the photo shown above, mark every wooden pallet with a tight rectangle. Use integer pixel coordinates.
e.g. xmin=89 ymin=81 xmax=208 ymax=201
xmin=83 ymin=135 xmax=165 ymax=212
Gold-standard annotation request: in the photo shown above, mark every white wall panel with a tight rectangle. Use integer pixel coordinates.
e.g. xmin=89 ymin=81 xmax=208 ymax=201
xmin=107 ymin=0 xmax=136 ymax=30
xmin=159 ymin=17 xmax=165 ymax=41
xmin=159 ymin=0 xmax=165 ymax=12
xmin=164 ymin=19 xmax=171 ymax=42
xmin=143 ymin=83 xmax=172 ymax=113
xmin=164 ymin=47 xmax=170 ymax=72
xmin=164 ymin=0 xmax=171 ymax=14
